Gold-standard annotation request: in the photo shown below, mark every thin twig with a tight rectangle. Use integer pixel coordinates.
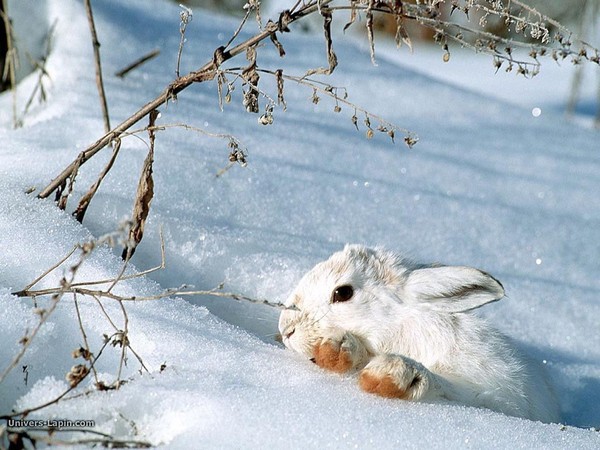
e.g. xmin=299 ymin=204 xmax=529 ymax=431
xmin=0 ymin=1 xmax=19 ymax=128
xmin=108 ymin=224 xmax=162 ymax=292
xmin=14 ymin=283 xmax=291 ymax=310
xmin=92 ymin=294 xmax=120 ymax=331
xmin=115 ymin=48 xmax=160 ymax=78
xmin=122 ymin=122 xmax=245 ymax=144
xmin=5 ymin=426 xmax=152 ymax=448
xmin=19 ymin=245 xmax=78 ymax=293
xmin=223 ymin=7 xmax=252 ymax=50
xmin=11 ymin=239 xmax=286 ymax=309
xmin=0 ymin=293 xmax=63 ymax=386
xmin=84 ymin=0 xmax=111 ymax=134
xmin=253 ymin=68 xmax=412 ymax=136
xmin=176 ymin=4 xmax=193 ymax=79
xmin=73 ymin=138 xmax=121 ymax=223
xmin=115 ymin=299 xmax=128 ymax=387
xmin=0 ymin=332 xmax=119 ymax=419
xmin=73 ymin=294 xmax=99 ymax=384
xmin=12 ymin=229 xmax=166 ymax=296
xmin=1 ymin=233 xmax=123 ymax=386
xmin=21 ymin=21 xmax=56 ymax=118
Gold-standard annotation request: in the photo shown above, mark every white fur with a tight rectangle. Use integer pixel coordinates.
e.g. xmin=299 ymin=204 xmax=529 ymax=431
xmin=279 ymin=245 xmax=560 ymax=423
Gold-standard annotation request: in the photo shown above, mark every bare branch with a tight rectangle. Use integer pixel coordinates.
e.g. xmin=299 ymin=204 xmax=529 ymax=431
xmin=84 ymin=0 xmax=111 ymax=133
xmin=73 ymin=294 xmax=99 ymax=384
xmin=1 ymin=331 xmax=119 ymax=419
xmin=0 ymin=292 xmax=62 ymax=386
xmin=73 ymin=138 xmax=121 ymax=223
xmin=115 ymin=48 xmax=160 ymax=78
xmin=37 ymin=1 xmax=331 ymax=203
xmin=21 ymin=21 xmax=56 ymax=118
xmin=18 ymin=245 xmax=78 ymax=293
xmin=3 ymin=428 xmax=152 ymax=449
xmin=176 ymin=4 xmax=193 ymax=78
xmin=1 ymin=1 xmax=19 ymax=128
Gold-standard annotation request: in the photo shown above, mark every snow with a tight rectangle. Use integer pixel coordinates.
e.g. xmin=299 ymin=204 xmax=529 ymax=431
xmin=1 ymin=0 xmax=600 ymax=448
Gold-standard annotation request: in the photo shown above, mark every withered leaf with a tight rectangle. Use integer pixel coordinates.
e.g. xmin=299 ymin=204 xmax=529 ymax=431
xmin=122 ymin=111 xmax=157 ymax=260
xmin=304 ymin=6 xmax=338 ymax=77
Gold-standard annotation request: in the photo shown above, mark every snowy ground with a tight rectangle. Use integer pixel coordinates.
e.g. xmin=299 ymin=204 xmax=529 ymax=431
xmin=1 ymin=0 xmax=600 ymax=448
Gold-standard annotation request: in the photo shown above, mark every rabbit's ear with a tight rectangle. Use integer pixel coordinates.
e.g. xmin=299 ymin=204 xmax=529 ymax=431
xmin=403 ymin=266 xmax=505 ymax=313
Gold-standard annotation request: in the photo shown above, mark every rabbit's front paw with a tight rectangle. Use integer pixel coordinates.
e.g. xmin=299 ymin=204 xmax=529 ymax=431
xmin=359 ymin=354 xmax=431 ymax=401
xmin=312 ymin=331 xmax=368 ymax=374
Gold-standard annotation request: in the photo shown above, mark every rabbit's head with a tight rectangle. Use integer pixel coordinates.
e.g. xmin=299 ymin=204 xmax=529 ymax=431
xmin=279 ymin=245 xmax=505 ymax=358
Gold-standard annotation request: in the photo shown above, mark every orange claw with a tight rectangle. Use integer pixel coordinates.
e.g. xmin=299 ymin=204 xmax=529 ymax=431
xmin=358 ymin=371 xmax=408 ymax=399
xmin=312 ymin=341 xmax=354 ymax=373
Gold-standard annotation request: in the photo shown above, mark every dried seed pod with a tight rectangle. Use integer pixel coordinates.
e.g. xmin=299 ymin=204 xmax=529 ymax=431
xmin=404 ymin=135 xmax=419 ymax=148
xmin=258 ymin=113 xmax=274 ymax=125
xmin=66 ymin=364 xmax=90 ymax=387
xmin=229 ymin=149 xmax=248 ymax=167
xmin=311 ymin=89 xmax=320 ymax=104
xmin=442 ymin=44 xmax=450 ymax=62
xmin=72 ymin=346 xmax=93 ymax=360
xmin=275 ymin=69 xmax=286 ymax=110
xmin=243 ymin=89 xmax=259 ymax=113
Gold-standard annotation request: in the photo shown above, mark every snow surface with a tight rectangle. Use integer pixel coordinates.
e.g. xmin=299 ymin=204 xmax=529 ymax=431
xmin=1 ymin=0 xmax=600 ymax=448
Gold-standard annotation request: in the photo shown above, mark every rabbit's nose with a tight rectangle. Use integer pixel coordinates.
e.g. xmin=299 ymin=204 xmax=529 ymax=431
xmin=278 ymin=308 xmax=299 ymax=333
xmin=284 ymin=327 xmax=296 ymax=339
xmin=279 ymin=320 xmax=296 ymax=341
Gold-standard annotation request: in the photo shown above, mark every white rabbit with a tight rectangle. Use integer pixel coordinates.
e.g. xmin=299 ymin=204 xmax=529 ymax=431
xmin=278 ymin=244 xmax=560 ymax=423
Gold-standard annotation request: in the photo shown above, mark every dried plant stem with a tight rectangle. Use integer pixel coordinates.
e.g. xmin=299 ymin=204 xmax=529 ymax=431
xmin=2 ymin=229 xmax=135 ymax=388
xmin=18 ymin=245 xmax=78 ymax=293
xmin=21 ymin=22 xmax=55 ymax=117
xmin=115 ymin=300 xmax=128 ymax=387
xmin=0 ymin=239 xmax=99 ymax=387
xmin=256 ymin=68 xmax=413 ymax=136
xmin=494 ymin=0 xmax=568 ymax=37
xmin=73 ymin=294 xmax=100 ymax=384
xmin=0 ymin=293 xmax=62 ymax=386
xmin=13 ymin=229 xmax=166 ymax=297
xmin=3 ymin=238 xmax=153 ymax=417
xmin=37 ymin=1 xmax=332 ymax=203
xmin=115 ymin=48 xmax=160 ymax=78
xmin=84 ymin=0 xmax=111 ymax=134
xmin=3 ymin=428 xmax=152 ymax=449
xmin=121 ymin=122 xmax=248 ymax=177
xmin=73 ymin=138 xmax=121 ymax=223
xmin=0 ymin=1 xmax=18 ymax=128
xmin=92 ymin=294 xmax=119 ymax=330
xmin=14 ymin=283 xmax=288 ymax=310
xmin=0 ymin=331 xmax=119 ymax=419
xmin=176 ymin=5 xmax=192 ymax=79
xmin=10 ymin=233 xmax=285 ymax=309
xmin=126 ymin=122 xmax=243 ymax=144
xmin=223 ymin=7 xmax=252 ymax=50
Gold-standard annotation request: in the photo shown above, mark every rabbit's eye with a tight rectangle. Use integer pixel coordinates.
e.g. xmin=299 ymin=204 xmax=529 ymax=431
xmin=332 ymin=285 xmax=354 ymax=303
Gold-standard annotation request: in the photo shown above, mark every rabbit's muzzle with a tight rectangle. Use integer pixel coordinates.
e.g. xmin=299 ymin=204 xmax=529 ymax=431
xmin=278 ymin=308 xmax=321 ymax=359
